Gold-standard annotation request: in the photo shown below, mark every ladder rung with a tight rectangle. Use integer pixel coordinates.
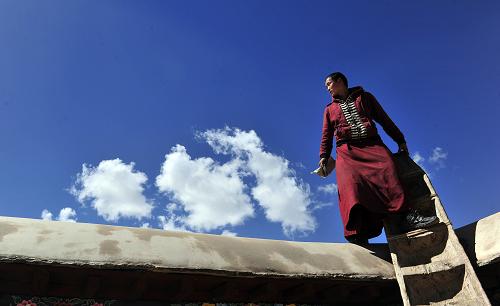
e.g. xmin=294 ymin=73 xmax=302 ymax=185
xmin=400 ymin=261 xmax=464 ymax=276
xmin=387 ymin=221 xmax=450 ymax=241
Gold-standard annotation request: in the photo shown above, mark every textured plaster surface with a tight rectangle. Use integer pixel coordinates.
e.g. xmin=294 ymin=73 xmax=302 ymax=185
xmin=455 ymin=212 xmax=500 ymax=266
xmin=0 ymin=216 xmax=394 ymax=279
xmin=0 ymin=213 xmax=497 ymax=278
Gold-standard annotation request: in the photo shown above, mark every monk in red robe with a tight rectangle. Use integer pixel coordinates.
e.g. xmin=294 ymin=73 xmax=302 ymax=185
xmin=319 ymin=72 xmax=437 ymax=244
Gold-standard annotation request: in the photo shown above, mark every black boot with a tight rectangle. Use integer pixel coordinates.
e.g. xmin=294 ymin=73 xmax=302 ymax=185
xmin=403 ymin=208 xmax=439 ymax=231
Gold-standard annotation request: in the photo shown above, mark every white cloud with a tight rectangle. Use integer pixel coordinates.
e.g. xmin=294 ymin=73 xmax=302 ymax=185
xmin=158 ymin=215 xmax=189 ymax=232
xmin=412 ymin=152 xmax=425 ymax=168
xmin=318 ymin=183 xmax=338 ymax=194
xmin=71 ymin=159 xmax=153 ymax=222
xmin=310 ymin=201 xmax=334 ymax=211
xmin=41 ymin=209 xmax=53 ymax=221
xmin=429 ymin=147 xmax=448 ymax=169
xmin=155 ymin=145 xmax=254 ymax=232
xmin=412 ymin=151 xmax=430 ymax=174
xmin=412 ymin=147 xmax=448 ymax=175
xmin=41 ymin=207 xmax=77 ymax=222
xmin=58 ymin=207 xmax=77 ymax=222
xmin=200 ymin=127 xmax=316 ymax=237
xmin=166 ymin=202 xmax=178 ymax=214
xmin=221 ymin=230 xmax=238 ymax=237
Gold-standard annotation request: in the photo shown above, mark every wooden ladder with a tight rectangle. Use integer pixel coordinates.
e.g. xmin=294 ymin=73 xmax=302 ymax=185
xmin=384 ymin=153 xmax=491 ymax=305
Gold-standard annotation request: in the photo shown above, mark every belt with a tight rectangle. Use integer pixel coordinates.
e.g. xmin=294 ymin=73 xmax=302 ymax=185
xmin=336 ymin=135 xmax=382 ymax=147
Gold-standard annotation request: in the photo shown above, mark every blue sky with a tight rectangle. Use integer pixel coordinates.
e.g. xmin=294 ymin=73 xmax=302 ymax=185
xmin=0 ymin=1 xmax=498 ymax=243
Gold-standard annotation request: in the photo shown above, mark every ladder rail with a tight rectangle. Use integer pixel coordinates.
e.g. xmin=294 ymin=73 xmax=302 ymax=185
xmin=385 ymin=153 xmax=491 ymax=306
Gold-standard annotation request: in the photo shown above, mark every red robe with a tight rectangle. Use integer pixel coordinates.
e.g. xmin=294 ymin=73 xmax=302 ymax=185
xmin=319 ymin=86 xmax=408 ymax=240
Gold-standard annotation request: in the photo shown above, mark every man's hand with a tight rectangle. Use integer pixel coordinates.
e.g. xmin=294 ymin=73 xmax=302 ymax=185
xmin=317 ymin=157 xmax=336 ymax=177
xmin=398 ymin=143 xmax=409 ymax=154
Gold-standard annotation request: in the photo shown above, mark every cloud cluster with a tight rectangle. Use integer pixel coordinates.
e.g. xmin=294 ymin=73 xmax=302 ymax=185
xmin=412 ymin=146 xmax=448 ymax=175
xmin=68 ymin=128 xmax=316 ymax=238
xmin=41 ymin=207 xmax=77 ymax=222
xmin=155 ymin=145 xmax=254 ymax=232
xmin=318 ymin=183 xmax=338 ymax=194
xmin=70 ymin=159 xmax=153 ymax=222
xmin=429 ymin=147 xmax=448 ymax=169
xmin=201 ymin=128 xmax=316 ymax=237
xmin=221 ymin=230 xmax=238 ymax=237
xmin=41 ymin=209 xmax=53 ymax=221
xmin=158 ymin=214 xmax=189 ymax=232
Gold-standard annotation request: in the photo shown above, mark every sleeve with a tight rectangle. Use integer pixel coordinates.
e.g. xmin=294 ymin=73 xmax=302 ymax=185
xmin=319 ymin=106 xmax=334 ymax=159
xmin=365 ymin=92 xmax=406 ymax=145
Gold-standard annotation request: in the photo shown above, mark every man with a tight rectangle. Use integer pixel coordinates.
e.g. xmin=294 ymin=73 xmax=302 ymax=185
xmin=319 ymin=72 xmax=437 ymax=244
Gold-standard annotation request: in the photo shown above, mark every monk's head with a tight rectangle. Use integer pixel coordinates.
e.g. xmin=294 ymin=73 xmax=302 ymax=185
xmin=325 ymin=72 xmax=348 ymax=99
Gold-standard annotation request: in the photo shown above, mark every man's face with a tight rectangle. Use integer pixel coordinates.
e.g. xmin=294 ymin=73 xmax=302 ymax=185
xmin=325 ymin=76 xmax=345 ymax=97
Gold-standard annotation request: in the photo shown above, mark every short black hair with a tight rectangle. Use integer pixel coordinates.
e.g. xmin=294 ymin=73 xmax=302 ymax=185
xmin=325 ymin=72 xmax=348 ymax=88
